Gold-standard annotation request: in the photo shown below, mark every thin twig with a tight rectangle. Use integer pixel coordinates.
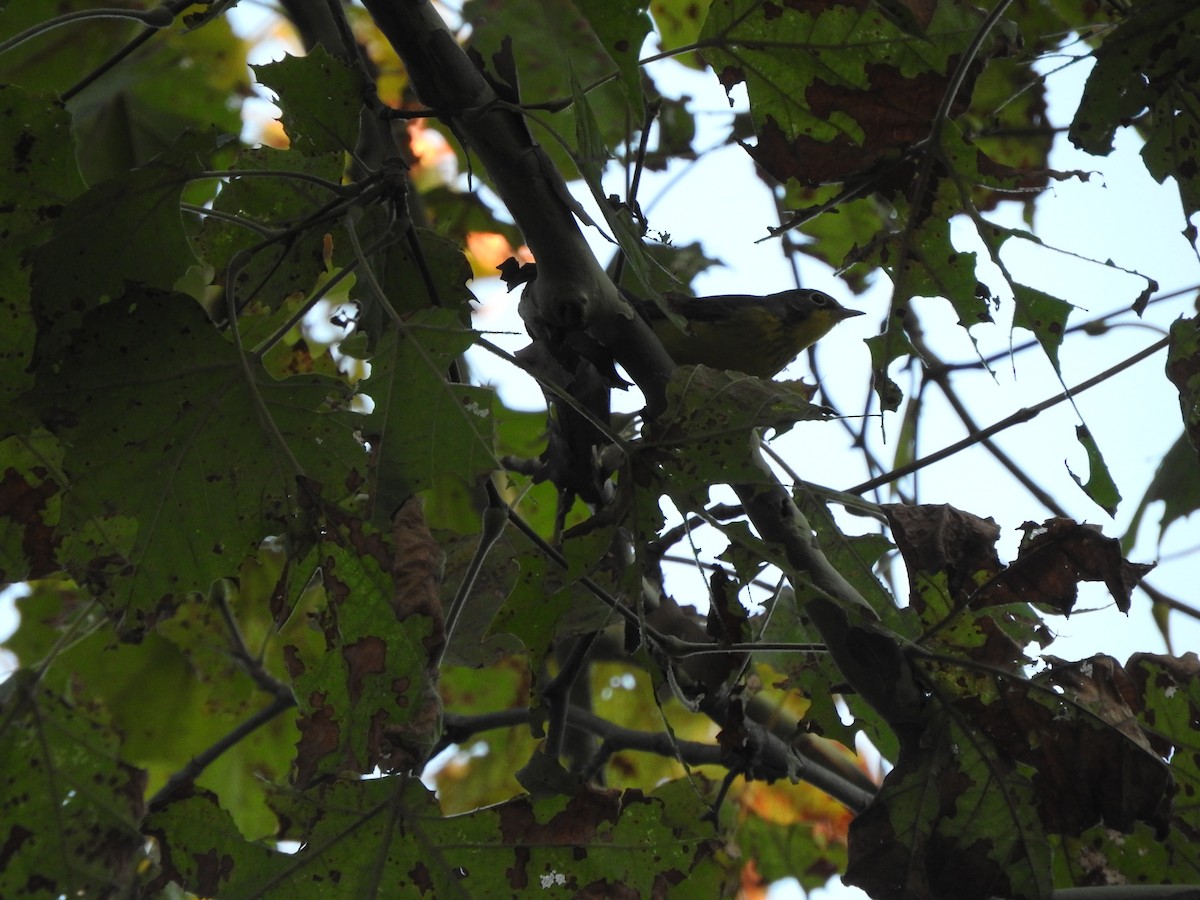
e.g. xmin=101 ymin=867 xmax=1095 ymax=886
xmin=1139 ymin=580 xmax=1200 ymax=625
xmin=179 ymin=202 xmax=284 ymax=239
xmin=212 ymin=584 xmax=293 ymax=702
xmin=849 ymin=337 xmax=1169 ymax=495
xmin=0 ymin=6 xmax=174 ymax=56
xmin=147 ymin=694 xmax=296 ymax=812
xmin=906 ymin=319 xmax=1069 ymax=516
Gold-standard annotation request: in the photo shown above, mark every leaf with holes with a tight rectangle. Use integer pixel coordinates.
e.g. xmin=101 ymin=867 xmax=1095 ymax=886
xmin=23 ymin=292 xmax=365 ymax=630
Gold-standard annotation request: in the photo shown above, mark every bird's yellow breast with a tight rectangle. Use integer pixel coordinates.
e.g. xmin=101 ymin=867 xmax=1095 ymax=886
xmin=651 ymin=306 xmax=846 ymax=378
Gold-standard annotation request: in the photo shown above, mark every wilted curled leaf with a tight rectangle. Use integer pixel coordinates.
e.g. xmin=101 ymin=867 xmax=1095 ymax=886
xmin=1040 ymin=654 xmax=1158 ymax=754
xmin=1015 ymin=655 xmax=1172 ymax=835
xmin=882 ymin=503 xmax=1003 ymax=610
xmin=848 ymin=650 xmax=1174 ymax=900
xmin=961 ymin=653 xmax=1173 ymax=838
xmin=391 ymin=496 xmax=446 ymax=659
xmin=385 ymin=497 xmax=446 ymax=770
xmin=982 ymin=518 xmax=1153 ymax=615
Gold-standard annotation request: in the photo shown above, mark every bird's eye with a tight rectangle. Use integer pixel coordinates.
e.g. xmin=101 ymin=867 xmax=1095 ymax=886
xmin=813 ymin=293 xmax=830 ymax=306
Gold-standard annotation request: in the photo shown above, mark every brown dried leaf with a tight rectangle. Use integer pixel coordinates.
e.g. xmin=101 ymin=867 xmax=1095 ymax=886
xmin=973 ymin=660 xmax=1172 ymax=835
xmin=1041 ymin=654 xmax=1156 ymax=753
xmin=882 ymin=503 xmax=1002 ymax=610
xmin=983 ymin=518 xmax=1154 ymax=615
xmin=391 ymin=496 xmax=446 ymax=657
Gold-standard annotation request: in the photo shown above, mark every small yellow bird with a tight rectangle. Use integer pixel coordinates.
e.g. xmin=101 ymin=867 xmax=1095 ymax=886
xmin=632 ymin=287 xmax=864 ymax=378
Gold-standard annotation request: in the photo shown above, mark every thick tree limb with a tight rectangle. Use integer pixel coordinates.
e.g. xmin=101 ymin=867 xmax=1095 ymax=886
xmin=734 ymin=439 xmax=925 ymax=730
xmin=440 ymin=704 xmax=877 ymax=814
xmin=359 ymin=0 xmax=675 ymax=413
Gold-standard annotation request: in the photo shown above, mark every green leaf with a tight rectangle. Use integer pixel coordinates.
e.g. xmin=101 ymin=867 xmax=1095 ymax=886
xmin=0 ymin=671 xmax=146 ymax=900
xmin=699 ymin=0 xmax=991 ymax=186
xmin=623 ymin=239 xmax=718 ymax=297
xmin=490 ymin=527 xmax=615 ymax=661
xmin=366 ymin=226 xmax=476 ymax=337
xmin=3 ymin=581 xmax=296 ymax=839
xmin=649 ymin=0 xmax=715 ymax=59
xmin=1068 ymin=425 xmax=1121 ymax=516
xmin=1166 ymin=315 xmax=1200 ymax=458
xmin=192 ymin=145 xmax=347 ymax=321
xmin=1122 ymin=431 xmax=1200 ymax=551
xmin=963 ymin=56 xmax=1053 ymax=218
xmin=29 ymin=132 xmax=212 ymax=363
xmin=796 ymin=492 xmax=906 ymax=631
xmin=1128 ymin=653 xmax=1200 ymax=838
xmin=151 ymin=776 xmax=724 ymax=898
xmin=464 ymin=0 xmax=635 ymax=111
xmin=569 ymin=71 xmax=670 ymax=307
xmin=0 ymin=86 xmax=85 ymax=414
xmin=865 ymin=327 xmax=915 ymax=413
xmin=0 ymin=0 xmax=138 ymax=95
xmin=652 ymin=366 xmax=831 ymax=505
xmin=892 ymin=216 xmax=989 ymax=328
xmin=287 ymin=519 xmax=441 ymax=787
xmin=0 ymin=430 xmax=63 ymax=584
xmin=143 ymin=787 xmax=280 ymax=898
xmin=1070 ymin=0 xmax=1200 ymax=221
xmin=1013 ymin=282 xmax=1073 ymax=374
xmin=457 ymin=0 xmax=640 ymax=185
xmin=67 ymin=12 xmax=249 ymax=182
xmin=846 ymin=685 xmax=1053 ymax=900
xmin=1053 ymin=822 xmax=1200 ymax=892
xmin=23 ymin=292 xmax=366 ymax=628
xmin=575 ymin=0 xmax=655 ymax=111
xmin=851 ymin=651 xmax=1172 ymax=899
xmin=435 ymin=659 xmax=536 ymax=813
xmin=253 ymin=46 xmax=369 ymax=155
xmin=786 ymin=187 xmax=888 ymax=294
xmin=256 ymin=778 xmax=715 ymax=898
xmin=361 ymin=310 xmax=495 ymax=517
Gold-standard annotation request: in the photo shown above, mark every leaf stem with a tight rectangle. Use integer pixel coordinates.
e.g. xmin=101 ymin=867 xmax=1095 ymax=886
xmin=61 ymin=0 xmax=191 ymax=102
xmin=0 ymin=6 xmax=174 ymax=56
xmin=179 ymin=202 xmax=284 ymax=239
xmin=436 ymin=504 xmax=508 ymax=670
xmin=192 ymin=169 xmax=351 ymax=196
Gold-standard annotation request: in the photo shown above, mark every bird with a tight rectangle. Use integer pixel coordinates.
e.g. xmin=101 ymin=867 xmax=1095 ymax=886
xmin=630 ymin=287 xmax=864 ymax=378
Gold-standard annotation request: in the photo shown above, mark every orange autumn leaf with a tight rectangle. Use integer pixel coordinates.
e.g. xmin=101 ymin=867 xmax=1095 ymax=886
xmin=738 ymin=858 xmax=769 ymax=900
xmin=348 ymin=9 xmax=408 ymax=107
xmin=465 ymin=232 xmax=534 ymax=280
xmin=734 ymin=778 xmax=854 ymax=846
xmin=408 ymin=120 xmax=456 ymax=189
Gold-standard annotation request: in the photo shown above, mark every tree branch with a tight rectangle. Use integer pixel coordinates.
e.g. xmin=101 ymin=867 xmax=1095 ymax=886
xmin=358 ymin=0 xmax=675 ymax=413
xmin=146 ymin=694 xmax=296 ymax=813
xmin=733 ymin=438 xmax=926 ymax=731
xmin=850 ymin=337 xmax=1170 ymax=495
xmin=439 ymin=702 xmax=877 ymax=814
